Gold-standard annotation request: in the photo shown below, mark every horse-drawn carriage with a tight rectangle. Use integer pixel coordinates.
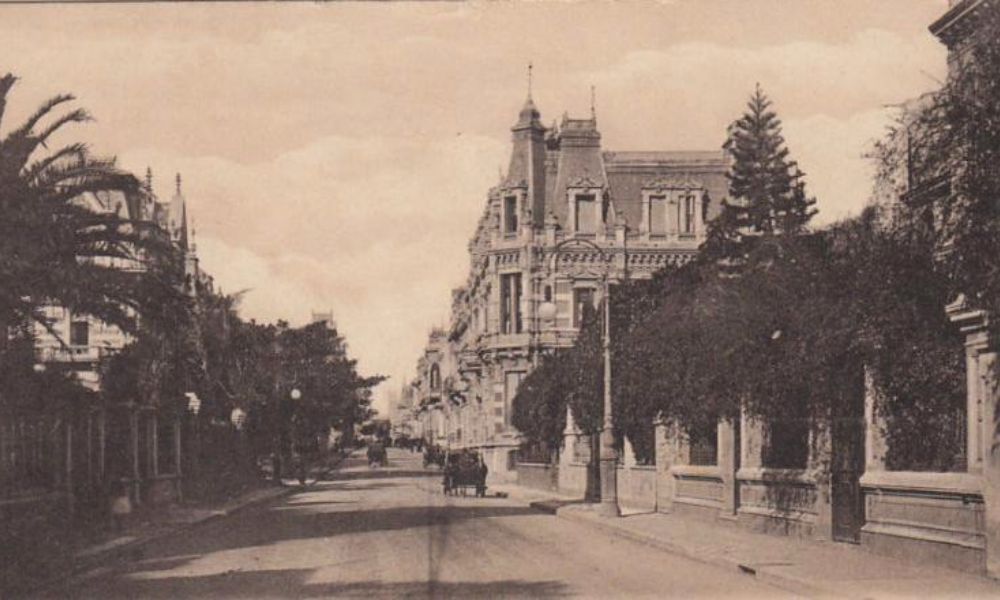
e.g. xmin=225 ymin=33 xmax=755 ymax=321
xmin=367 ymin=441 xmax=388 ymax=468
xmin=423 ymin=445 xmax=445 ymax=469
xmin=443 ymin=450 xmax=488 ymax=497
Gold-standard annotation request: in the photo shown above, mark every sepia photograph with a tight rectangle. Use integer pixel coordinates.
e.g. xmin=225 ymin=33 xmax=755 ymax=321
xmin=2 ymin=0 xmax=1000 ymax=597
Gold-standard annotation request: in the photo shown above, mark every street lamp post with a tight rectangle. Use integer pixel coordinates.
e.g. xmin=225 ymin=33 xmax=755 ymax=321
xmin=185 ymin=392 xmax=202 ymax=498
xmin=288 ymin=389 xmax=306 ymax=485
xmin=230 ymin=406 xmax=248 ymax=479
xmin=537 ymin=238 xmax=620 ymax=518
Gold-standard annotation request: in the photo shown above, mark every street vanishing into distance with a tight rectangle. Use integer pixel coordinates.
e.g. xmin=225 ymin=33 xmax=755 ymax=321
xmin=45 ymin=449 xmax=795 ymax=599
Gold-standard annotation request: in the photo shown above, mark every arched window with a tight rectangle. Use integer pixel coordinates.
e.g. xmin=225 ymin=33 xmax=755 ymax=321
xmin=429 ymin=364 xmax=441 ymax=391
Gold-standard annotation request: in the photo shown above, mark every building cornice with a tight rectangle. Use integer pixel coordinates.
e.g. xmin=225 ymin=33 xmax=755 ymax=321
xmin=930 ymin=0 xmax=986 ymax=46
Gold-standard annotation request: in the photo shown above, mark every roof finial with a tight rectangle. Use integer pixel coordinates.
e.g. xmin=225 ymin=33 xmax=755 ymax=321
xmin=527 ymin=62 xmax=533 ymax=100
xmin=145 ymin=167 xmax=153 ymax=192
xmin=590 ymin=84 xmax=596 ymax=121
xmin=175 ymin=173 xmax=182 ymax=195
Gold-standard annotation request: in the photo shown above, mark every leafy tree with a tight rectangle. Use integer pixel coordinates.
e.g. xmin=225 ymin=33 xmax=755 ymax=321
xmin=512 ymin=349 xmax=571 ymax=456
xmin=873 ymin=6 xmax=1000 ymax=330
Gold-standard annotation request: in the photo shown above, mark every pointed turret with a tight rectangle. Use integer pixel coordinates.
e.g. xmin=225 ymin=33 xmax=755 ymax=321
xmin=168 ymin=173 xmax=189 ymax=250
xmin=505 ymin=63 xmax=548 ymax=227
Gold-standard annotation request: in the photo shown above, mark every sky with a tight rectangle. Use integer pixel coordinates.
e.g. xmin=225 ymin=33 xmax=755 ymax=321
xmin=0 ymin=1 xmax=950 ymax=415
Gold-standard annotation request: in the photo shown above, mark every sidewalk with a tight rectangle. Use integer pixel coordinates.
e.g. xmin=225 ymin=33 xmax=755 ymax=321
xmin=25 ymin=453 xmax=349 ymax=596
xmin=499 ymin=483 xmax=1000 ymax=599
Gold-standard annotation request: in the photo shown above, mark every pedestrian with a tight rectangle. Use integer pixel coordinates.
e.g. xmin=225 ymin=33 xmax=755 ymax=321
xmin=476 ymin=456 xmax=489 ymax=498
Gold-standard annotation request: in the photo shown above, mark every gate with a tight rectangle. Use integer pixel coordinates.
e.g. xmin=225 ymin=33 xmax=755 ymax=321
xmin=831 ymin=387 xmax=865 ymax=543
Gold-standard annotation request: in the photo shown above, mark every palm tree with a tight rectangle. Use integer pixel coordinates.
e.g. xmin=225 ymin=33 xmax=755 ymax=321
xmin=0 ymin=73 xmax=178 ymax=345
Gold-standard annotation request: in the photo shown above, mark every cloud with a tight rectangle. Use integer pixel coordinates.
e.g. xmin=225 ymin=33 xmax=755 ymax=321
xmin=784 ymin=109 xmax=893 ymax=225
xmin=0 ymin=1 xmax=950 ymax=415
xmin=117 ymin=132 xmax=507 ymax=413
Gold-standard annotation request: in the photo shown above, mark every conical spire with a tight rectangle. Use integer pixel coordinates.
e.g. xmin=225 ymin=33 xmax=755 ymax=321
xmin=590 ymin=85 xmax=596 ymax=121
xmin=527 ymin=62 xmax=533 ymax=101
xmin=514 ymin=62 xmax=542 ymax=130
xmin=169 ymin=172 xmax=189 ymax=250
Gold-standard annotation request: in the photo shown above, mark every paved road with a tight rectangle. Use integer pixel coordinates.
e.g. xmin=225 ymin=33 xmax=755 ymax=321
xmin=48 ymin=449 xmax=796 ymax=598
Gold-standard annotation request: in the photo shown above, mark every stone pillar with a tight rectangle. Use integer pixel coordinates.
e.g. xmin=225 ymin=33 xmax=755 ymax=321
xmin=623 ymin=437 xmax=637 ymax=468
xmin=810 ymin=417 xmax=833 ymax=541
xmin=561 ymin=406 xmax=578 ymax=464
xmin=740 ymin=404 xmax=764 ymax=469
xmin=654 ymin=419 xmax=680 ymax=513
xmin=947 ymin=299 xmax=997 ymax=577
xmin=977 ymin=349 xmax=1000 ymax=579
xmin=864 ymin=366 xmax=888 ymax=473
xmin=718 ymin=419 xmax=738 ymax=518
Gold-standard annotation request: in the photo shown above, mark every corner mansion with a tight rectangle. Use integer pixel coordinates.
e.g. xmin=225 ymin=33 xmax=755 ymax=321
xmin=409 ymin=92 xmax=729 ymax=481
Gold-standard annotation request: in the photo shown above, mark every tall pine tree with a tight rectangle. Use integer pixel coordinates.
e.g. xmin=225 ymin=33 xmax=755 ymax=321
xmin=707 ymin=85 xmax=816 ymax=265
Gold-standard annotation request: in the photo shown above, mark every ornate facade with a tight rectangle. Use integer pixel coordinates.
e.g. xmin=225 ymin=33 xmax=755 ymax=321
xmin=411 ymin=92 xmax=728 ymax=481
xmin=28 ymin=172 xmax=207 ymax=508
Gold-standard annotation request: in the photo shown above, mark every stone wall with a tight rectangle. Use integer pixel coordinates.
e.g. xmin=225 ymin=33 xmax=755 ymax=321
xmin=670 ymin=465 xmax=724 ymax=519
xmin=516 ymin=462 xmax=559 ymax=493
xmin=860 ymin=471 xmax=985 ymax=573
xmin=617 ymin=464 xmax=657 ymax=511
xmin=558 ymin=461 xmax=588 ymax=497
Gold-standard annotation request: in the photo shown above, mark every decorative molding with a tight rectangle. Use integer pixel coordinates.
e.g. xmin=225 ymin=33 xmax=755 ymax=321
xmin=643 ymin=174 xmax=704 ymax=192
xmin=567 ymin=174 xmax=603 ymax=189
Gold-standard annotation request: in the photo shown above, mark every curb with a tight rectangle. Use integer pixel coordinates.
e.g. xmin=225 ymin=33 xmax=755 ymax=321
xmin=31 ymin=453 xmax=349 ymax=596
xmin=552 ymin=506 xmax=846 ymax=599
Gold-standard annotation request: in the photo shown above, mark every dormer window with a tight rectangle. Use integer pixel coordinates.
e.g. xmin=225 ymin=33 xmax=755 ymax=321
xmin=641 ymin=177 xmax=705 ymax=241
xmin=574 ymin=194 xmax=598 ymax=234
xmin=503 ymin=196 xmax=518 ymax=235
xmin=649 ymin=195 xmax=667 ymax=236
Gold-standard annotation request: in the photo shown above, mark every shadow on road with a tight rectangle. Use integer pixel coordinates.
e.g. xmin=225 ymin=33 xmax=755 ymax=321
xmin=322 ymin=468 xmax=442 ymax=481
xmin=53 ymin=568 xmax=571 ymax=598
xmin=312 ymin=480 xmax=405 ymax=493
xmin=135 ymin=503 xmax=540 ymax=559
xmin=47 ymin=454 xmax=559 ymax=598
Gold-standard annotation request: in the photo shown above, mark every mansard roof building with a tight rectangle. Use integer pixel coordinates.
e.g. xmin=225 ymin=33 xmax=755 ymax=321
xmin=413 ymin=92 xmax=729 ymax=481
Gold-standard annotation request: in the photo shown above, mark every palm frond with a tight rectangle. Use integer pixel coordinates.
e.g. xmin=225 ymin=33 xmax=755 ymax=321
xmin=23 ymin=142 xmax=88 ymax=183
xmin=9 ymin=93 xmax=76 ymax=141
xmin=0 ymin=73 xmax=18 ymax=132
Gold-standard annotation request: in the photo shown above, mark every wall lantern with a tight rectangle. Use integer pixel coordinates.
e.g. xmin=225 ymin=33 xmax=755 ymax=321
xmin=230 ymin=407 xmax=247 ymax=430
xmin=185 ymin=392 xmax=201 ymax=415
